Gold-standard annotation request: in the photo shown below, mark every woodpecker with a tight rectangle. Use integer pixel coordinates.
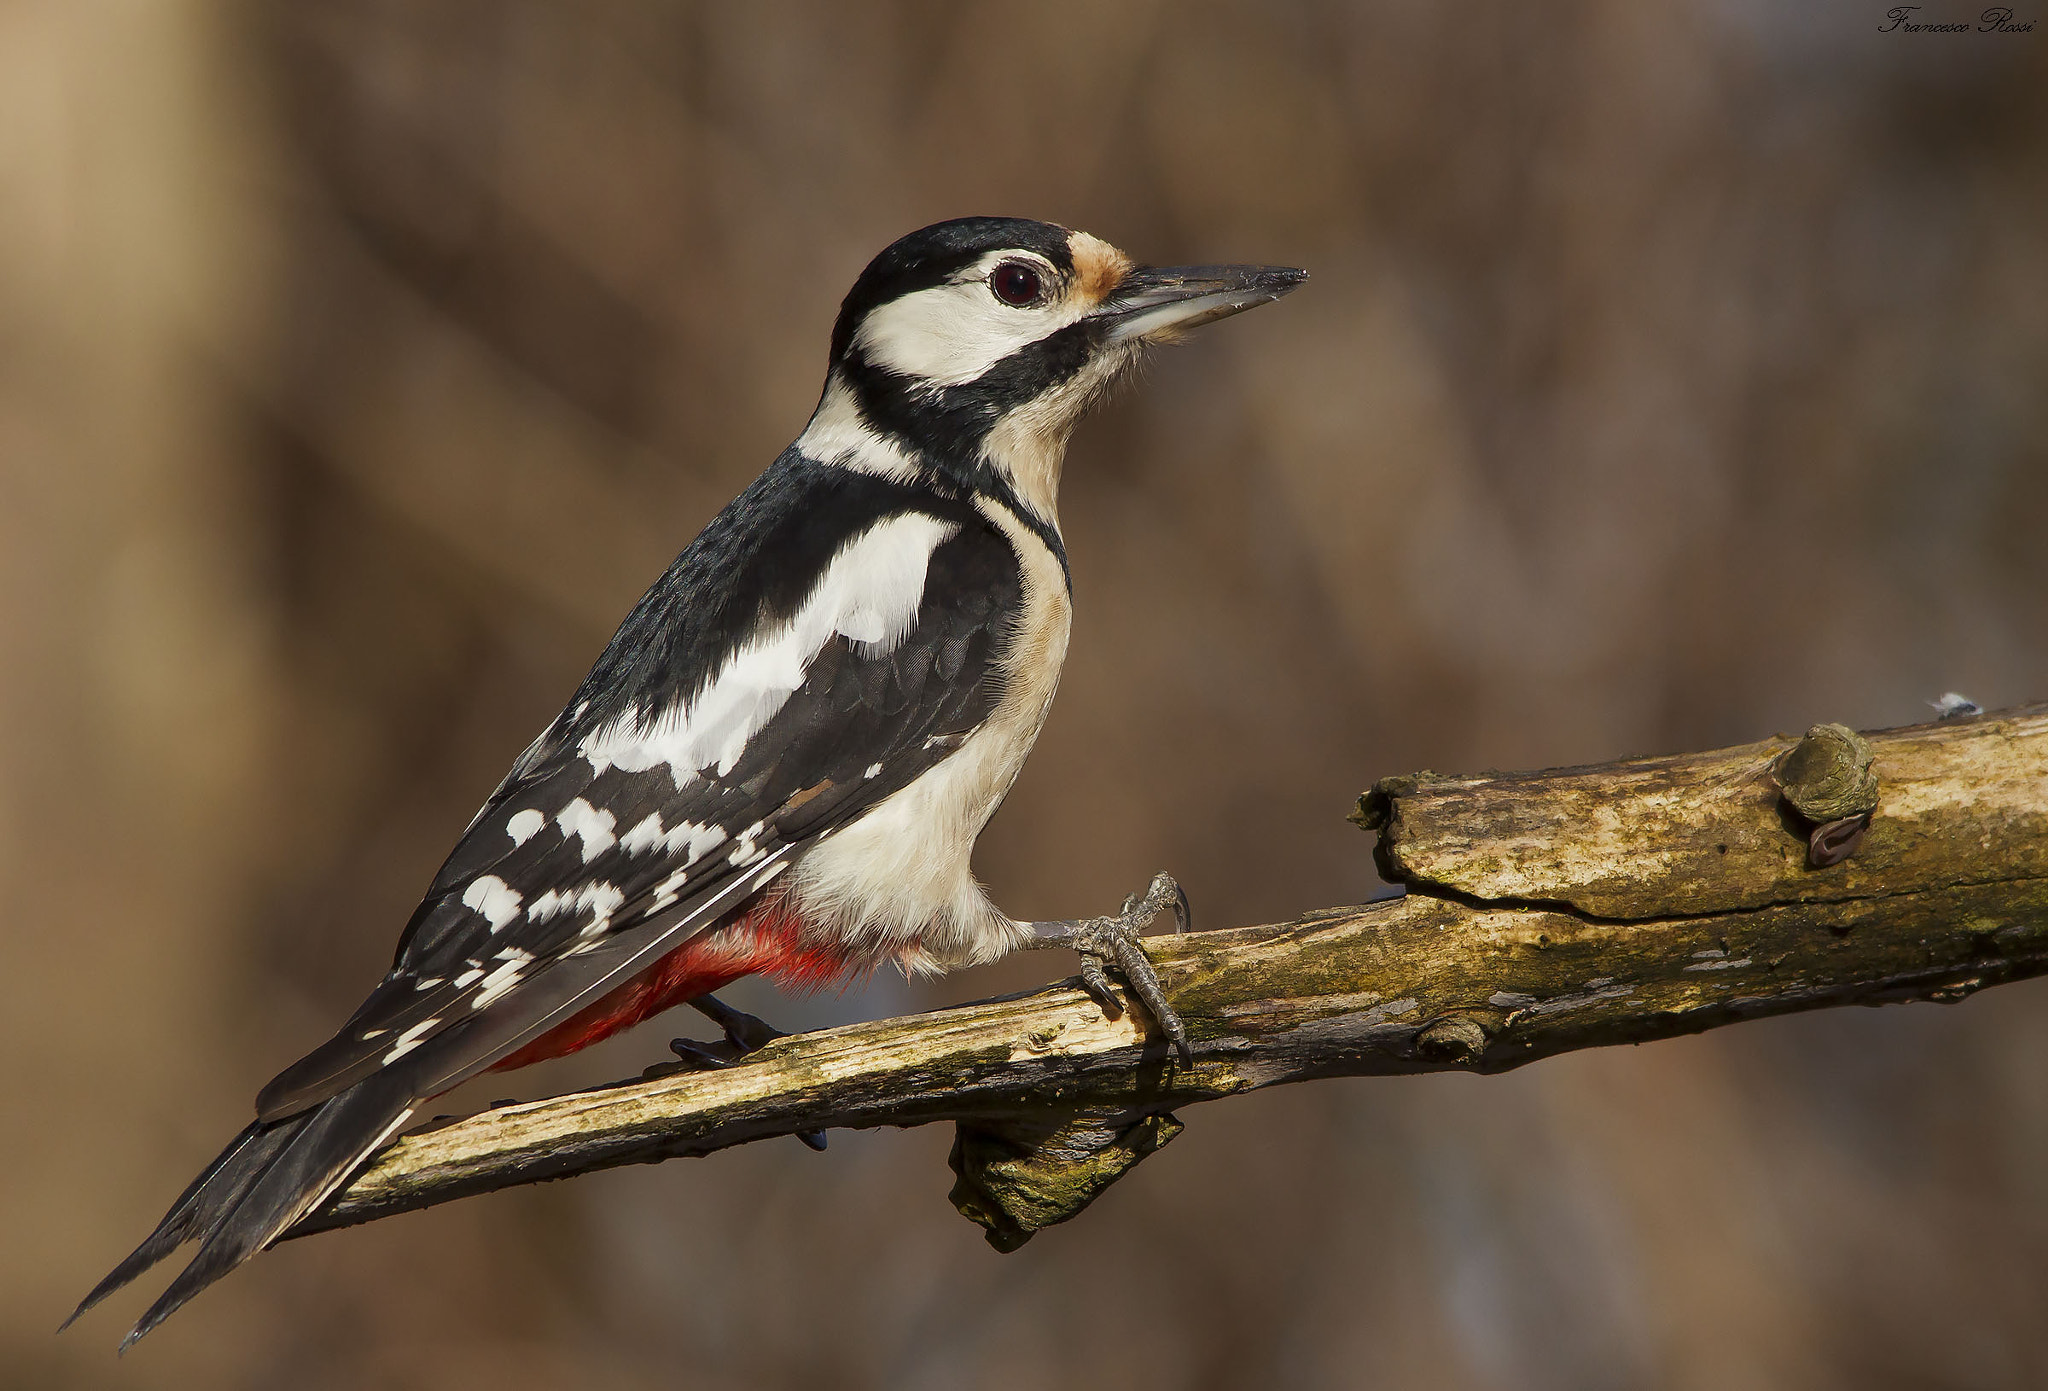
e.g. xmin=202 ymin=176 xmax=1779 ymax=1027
xmin=71 ymin=216 xmax=1305 ymax=1347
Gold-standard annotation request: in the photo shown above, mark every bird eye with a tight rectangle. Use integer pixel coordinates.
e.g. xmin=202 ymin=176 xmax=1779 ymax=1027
xmin=990 ymin=261 xmax=1046 ymax=308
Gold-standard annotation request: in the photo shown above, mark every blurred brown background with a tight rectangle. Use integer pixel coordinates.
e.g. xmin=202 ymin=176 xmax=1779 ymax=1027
xmin=7 ymin=2 xmax=2048 ymax=1387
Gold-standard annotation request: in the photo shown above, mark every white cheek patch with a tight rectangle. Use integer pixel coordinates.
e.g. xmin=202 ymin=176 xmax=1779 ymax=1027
xmin=854 ymin=255 xmax=1088 ymax=388
xmin=580 ymin=513 xmax=958 ymax=786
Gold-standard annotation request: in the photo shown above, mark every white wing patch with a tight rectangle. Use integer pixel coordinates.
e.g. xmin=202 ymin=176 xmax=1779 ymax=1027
xmin=649 ymin=865 xmax=691 ymax=914
xmin=579 ymin=512 xmax=958 ymax=786
xmin=619 ymin=811 xmax=728 ymax=863
xmin=382 ymin=1016 xmax=440 ymax=1064
xmin=471 ymin=958 xmax=527 ymax=1010
xmin=528 ymin=880 xmax=627 ymax=929
xmin=556 ymin=798 xmax=618 ymax=863
xmin=505 ymin=808 xmax=545 ymax=846
xmin=461 ymin=875 xmax=524 ymax=929
xmin=853 ymin=250 xmax=1088 ymax=388
xmin=725 ymin=820 xmax=766 ymax=868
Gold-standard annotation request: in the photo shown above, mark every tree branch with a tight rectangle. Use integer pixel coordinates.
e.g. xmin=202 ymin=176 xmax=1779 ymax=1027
xmin=287 ymin=704 xmax=2048 ymax=1250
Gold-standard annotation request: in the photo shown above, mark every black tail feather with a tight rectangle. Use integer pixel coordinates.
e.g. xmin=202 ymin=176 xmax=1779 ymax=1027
xmin=117 ymin=1073 xmax=415 ymax=1351
xmin=61 ymin=1120 xmax=296 ymax=1333
xmin=66 ymin=1071 xmax=417 ymax=1352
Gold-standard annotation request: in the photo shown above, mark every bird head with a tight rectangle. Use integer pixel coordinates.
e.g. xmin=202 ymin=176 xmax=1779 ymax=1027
xmin=801 ymin=217 xmax=1305 ymax=522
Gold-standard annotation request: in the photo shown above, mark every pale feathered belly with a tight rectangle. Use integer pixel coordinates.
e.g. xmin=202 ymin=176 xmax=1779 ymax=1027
xmin=787 ymin=499 xmax=1070 ymax=971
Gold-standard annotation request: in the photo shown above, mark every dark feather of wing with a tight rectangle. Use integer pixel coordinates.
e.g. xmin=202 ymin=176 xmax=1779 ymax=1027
xmin=254 ymin=509 xmax=1020 ymax=1121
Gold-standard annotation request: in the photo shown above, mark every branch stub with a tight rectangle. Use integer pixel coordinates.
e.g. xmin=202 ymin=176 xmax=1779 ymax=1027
xmin=1774 ymin=723 xmax=1880 ymax=823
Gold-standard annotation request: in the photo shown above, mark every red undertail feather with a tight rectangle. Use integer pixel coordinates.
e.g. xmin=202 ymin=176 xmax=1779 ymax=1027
xmin=491 ymin=896 xmax=849 ymax=1071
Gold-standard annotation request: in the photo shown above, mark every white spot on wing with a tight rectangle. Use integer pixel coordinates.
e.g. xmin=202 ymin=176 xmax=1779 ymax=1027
xmin=461 ymin=875 xmax=524 ymax=930
xmin=728 ymin=819 xmax=767 ymax=867
xmin=506 ymin=808 xmax=545 ymax=846
xmin=579 ymin=513 xmax=958 ymax=785
xmin=471 ymin=958 xmax=527 ymax=1009
xmin=529 ymin=881 xmax=626 ymax=931
xmin=381 ymin=1016 xmax=440 ymax=1064
xmin=619 ymin=812 xmax=728 ymax=864
xmin=557 ymin=798 xmax=618 ymax=863
xmin=650 ymin=865 xmax=691 ymax=914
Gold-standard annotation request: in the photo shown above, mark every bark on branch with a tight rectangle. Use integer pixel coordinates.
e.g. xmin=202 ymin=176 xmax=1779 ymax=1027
xmin=287 ymin=704 xmax=2048 ymax=1251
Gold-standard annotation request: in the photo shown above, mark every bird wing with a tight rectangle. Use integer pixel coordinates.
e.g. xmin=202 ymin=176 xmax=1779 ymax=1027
xmin=258 ymin=478 xmax=1023 ymax=1120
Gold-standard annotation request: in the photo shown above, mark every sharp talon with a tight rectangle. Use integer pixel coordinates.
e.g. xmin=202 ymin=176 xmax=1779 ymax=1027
xmin=690 ymin=994 xmax=787 ymax=1054
xmin=668 ymin=1037 xmax=734 ymax=1070
xmin=1031 ymin=876 xmax=1193 ymax=1061
xmin=1110 ymin=934 xmax=1190 ymax=1061
xmin=1079 ymin=949 xmax=1123 ymax=1017
xmin=671 ymin=1012 xmax=826 ymax=1152
xmin=673 ymin=994 xmax=831 ymax=1153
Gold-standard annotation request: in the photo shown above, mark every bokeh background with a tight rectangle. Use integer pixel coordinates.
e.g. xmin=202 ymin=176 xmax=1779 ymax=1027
xmin=7 ymin=2 xmax=2048 ymax=1387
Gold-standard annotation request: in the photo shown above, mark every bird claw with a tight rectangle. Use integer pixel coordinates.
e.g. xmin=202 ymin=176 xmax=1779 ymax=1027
xmin=664 ymin=1037 xmax=735 ymax=1070
xmin=691 ymin=993 xmax=789 ymax=1055
xmin=663 ymin=995 xmax=826 ymax=1151
xmin=1038 ymin=872 xmax=1192 ymax=1063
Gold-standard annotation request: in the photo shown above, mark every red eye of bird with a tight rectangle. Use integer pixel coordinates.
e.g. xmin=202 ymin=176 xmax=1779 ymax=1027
xmin=990 ymin=261 xmax=1045 ymax=307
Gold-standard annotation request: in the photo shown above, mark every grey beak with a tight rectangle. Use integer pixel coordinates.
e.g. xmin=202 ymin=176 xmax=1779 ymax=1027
xmin=1094 ymin=264 xmax=1307 ymax=342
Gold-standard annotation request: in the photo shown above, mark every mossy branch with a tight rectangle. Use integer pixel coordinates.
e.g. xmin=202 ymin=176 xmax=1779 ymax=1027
xmin=286 ymin=703 xmax=2048 ymax=1249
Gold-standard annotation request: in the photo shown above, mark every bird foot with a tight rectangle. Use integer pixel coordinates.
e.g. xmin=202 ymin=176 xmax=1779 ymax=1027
xmin=655 ymin=994 xmax=826 ymax=1151
xmin=1029 ymin=871 xmax=1192 ymax=1063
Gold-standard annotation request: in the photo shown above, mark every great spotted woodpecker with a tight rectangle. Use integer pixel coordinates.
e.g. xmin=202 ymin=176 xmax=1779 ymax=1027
xmin=71 ymin=217 xmax=1304 ymax=1347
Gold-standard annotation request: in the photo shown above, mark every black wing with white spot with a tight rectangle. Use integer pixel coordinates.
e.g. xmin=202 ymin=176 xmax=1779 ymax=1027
xmin=256 ymin=464 xmax=1027 ymax=1120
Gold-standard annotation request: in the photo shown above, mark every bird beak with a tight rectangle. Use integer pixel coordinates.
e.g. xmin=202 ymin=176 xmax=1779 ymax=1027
xmin=1093 ymin=263 xmax=1308 ymax=343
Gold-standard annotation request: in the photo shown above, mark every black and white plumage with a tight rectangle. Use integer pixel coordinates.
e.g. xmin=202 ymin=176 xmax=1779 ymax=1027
xmin=72 ymin=216 xmax=1304 ymax=1348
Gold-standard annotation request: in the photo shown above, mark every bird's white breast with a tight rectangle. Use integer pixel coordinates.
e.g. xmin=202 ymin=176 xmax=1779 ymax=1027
xmin=789 ymin=497 xmax=1070 ymax=971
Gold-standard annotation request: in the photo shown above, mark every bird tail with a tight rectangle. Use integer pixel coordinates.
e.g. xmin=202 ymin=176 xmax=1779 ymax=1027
xmin=64 ymin=1070 xmax=417 ymax=1351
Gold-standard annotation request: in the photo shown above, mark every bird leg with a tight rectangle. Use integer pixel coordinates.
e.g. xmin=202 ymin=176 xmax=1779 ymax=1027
xmin=664 ymin=994 xmax=827 ymax=1151
xmin=1024 ymin=871 xmax=1192 ymax=1062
